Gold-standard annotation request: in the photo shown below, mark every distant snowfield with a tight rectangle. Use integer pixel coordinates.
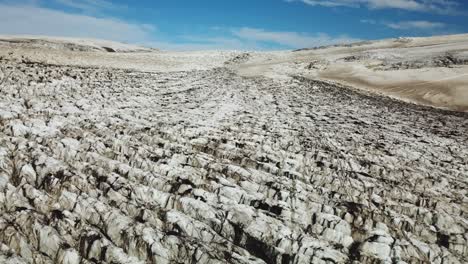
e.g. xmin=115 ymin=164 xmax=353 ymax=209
xmin=1 ymin=34 xmax=468 ymax=111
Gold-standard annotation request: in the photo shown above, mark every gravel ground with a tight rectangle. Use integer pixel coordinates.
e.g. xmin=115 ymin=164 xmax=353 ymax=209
xmin=0 ymin=51 xmax=467 ymax=264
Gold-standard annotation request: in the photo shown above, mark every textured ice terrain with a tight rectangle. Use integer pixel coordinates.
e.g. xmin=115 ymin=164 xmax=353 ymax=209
xmin=0 ymin=38 xmax=467 ymax=264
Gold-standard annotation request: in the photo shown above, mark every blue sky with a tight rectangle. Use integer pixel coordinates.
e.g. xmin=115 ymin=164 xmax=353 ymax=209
xmin=0 ymin=0 xmax=467 ymax=50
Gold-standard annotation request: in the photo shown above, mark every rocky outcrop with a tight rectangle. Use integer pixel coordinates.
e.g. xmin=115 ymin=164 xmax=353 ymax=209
xmin=0 ymin=54 xmax=467 ymax=263
xmin=375 ymin=53 xmax=468 ymax=71
xmin=224 ymin=53 xmax=252 ymax=65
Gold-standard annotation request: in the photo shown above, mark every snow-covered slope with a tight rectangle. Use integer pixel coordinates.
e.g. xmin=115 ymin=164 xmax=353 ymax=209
xmin=0 ymin=36 xmax=467 ymax=264
xmin=236 ymin=33 xmax=468 ymax=111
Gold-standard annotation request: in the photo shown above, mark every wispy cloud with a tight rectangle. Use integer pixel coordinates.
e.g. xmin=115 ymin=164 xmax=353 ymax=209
xmin=360 ymin=19 xmax=377 ymax=24
xmin=361 ymin=18 xmax=447 ymax=30
xmin=384 ymin=20 xmax=446 ymax=30
xmin=53 ymin=0 xmax=125 ymax=13
xmin=165 ymin=35 xmax=263 ymax=50
xmin=232 ymin=27 xmax=360 ymax=48
xmin=147 ymin=39 xmax=258 ymax=51
xmin=287 ymin=0 xmax=462 ymax=14
xmin=0 ymin=1 xmax=361 ymax=50
xmin=150 ymin=28 xmax=360 ymax=51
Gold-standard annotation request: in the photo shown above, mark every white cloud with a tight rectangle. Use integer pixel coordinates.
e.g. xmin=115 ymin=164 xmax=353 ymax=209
xmin=148 ymin=40 xmax=258 ymax=51
xmin=367 ymin=0 xmax=429 ymax=10
xmin=0 ymin=4 xmax=154 ymax=43
xmin=53 ymin=0 xmax=125 ymax=13
xmin=158 ymin=35 xmax=264 ymax=51
xmin=384 ymin=20 xmax=446 ymax=30
xmin=151 ymin=28 xmax=361 ymax=50
xmin=360 ymin=19 xmax=377 ymax=24
xmin=232 ymin=27 xmax=360 ymax=48
xmin=360 ymin=18 xmax=447 ymax=30
xmin=288 ymin=0 xmax=461 ymax=14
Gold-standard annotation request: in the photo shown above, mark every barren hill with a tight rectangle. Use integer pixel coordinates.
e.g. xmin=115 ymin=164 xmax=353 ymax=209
xmin=236 ymin=34 xmax=468 ymax=112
